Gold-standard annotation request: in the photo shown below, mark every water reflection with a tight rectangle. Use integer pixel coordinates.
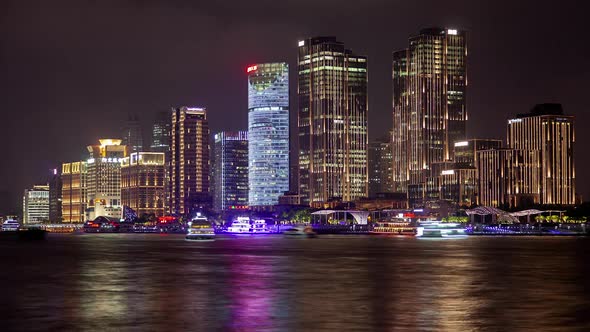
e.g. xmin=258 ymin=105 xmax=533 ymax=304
xmin=1 ymin=234 xmax=589 ymax=331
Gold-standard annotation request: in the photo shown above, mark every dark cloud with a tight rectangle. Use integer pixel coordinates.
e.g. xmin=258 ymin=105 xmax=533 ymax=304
xmin=0 ymin=0 xmax=587 ymax=213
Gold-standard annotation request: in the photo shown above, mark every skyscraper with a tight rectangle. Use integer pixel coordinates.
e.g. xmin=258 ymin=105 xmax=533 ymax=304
xmin=170 ymin=107 xmax=210 ymax=215
xmin=22 ymin=185 xmax=49 ymax=224
xmin=122 ymin=114 xmax=143 ymax=153
xmin=368 ymin=135 xmax=394 ymax=197
xmin=297 ymin=37 xmax=368 ymax=206
xmin=61 ymin=161 xmax=87 ymax=223
xmin=48 ymin=168 xmax=62 ymax=223
xmin=151 ymin=111 xmax=171 ymax=153
xmin=247 ymin=63 xmax=290 ymax=207
xmin=392 ymin=28 xmax=467 ymax=199
xmin=121 ymin=152 xmax=166 ymax=216
xmin=86 ymin=139 xmax=128 ymax=220
xmin=213 ymin=131 xmax=249 ymax=211
xmin=507 ymin=104 xmax=575 ymax=205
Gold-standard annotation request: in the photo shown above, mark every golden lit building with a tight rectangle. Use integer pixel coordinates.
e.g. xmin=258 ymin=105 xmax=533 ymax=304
xmin=507 ymin=104 xmax=575 ymax=205
xmin=171 ymin=107 xmax=210 ymax=215
xmin=85 ymin=139 xmax=128 ymax=220
xmin=477 ymin=149 xmax=541 ymax=207
xmin=392 ymin=28 xmax=467 ymax=196
xmin=121 ymin=152 xmax=166 ymax=216
xmin=61 ymin=161 xmax=87 ymax=223
xmin=297 ymin=37 xmax=368 ymax=207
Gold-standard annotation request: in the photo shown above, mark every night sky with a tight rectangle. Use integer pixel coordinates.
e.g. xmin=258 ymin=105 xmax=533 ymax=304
xmin=1 ymin=0 xmax=587 ymax=214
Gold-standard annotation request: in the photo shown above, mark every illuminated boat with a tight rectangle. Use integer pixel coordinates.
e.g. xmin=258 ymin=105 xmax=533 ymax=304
xmin=251 ymin=219 xmax=273 ymax=234
xmin=1 ymin=218 xmax=20 ymax=231
xmin=417 ymin=222 xmax=467 ymax=238
xmin=185 ymin=214 xmax=215 ymax=241
xmin=224 ymin=217 xmax=274 ymax=234
xmin=225 ymin=217 xmax=251 ymax=234
xmin=370 ymin=219 xmax=417 ymax=236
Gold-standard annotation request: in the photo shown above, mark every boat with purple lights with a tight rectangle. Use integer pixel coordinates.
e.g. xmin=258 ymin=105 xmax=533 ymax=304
xmin=224 ymin=217 xmax=274 ymax=234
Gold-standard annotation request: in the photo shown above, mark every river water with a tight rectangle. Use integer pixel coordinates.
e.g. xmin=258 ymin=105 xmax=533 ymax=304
xmin=1 ymin=234 xmax=589 ymax=331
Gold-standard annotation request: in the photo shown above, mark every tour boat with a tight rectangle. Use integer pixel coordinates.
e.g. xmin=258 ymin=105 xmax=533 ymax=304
xmin=185 ymin=214 xmax=215 ymax=241
xmin=1 ymin=219 xmax=20 ymax=231
xmin=370 ymin=219 xmax=417 ymax=236
xmin=251 ymin=219 xmax=273 ymax=234
xmin=417 ymin=221 xmax=467 ymax=238
xmin=225 ymin=217 xmax=252 ymax=234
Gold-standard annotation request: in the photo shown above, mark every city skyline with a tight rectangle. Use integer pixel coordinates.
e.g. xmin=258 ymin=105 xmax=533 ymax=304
xmin=1 ymin=1 xmax=588 ymax=213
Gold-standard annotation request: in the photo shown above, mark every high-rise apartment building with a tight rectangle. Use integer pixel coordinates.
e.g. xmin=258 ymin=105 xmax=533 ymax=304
xmin=86 ymin=139 xmax=128 ymax=220
xmin=170 ymin=107 xmax=210 ymax=215
xmin=61 ymin=161 xmax=87 ymax=223
xmin=297 ymin=37 xmax=368 ymax=206
xmin=213 ymin=131 xmax=249 ymax=211
xmin=121 ymin=152 xmax=166 ymax=216
xmin=392 ymin=28 xmax=467 ymax=196
xmin=507 ymin=104 xmax=575 ymax=205
xmin=122 ymin=114 xmax=143 ymax=153
xmin=48 ymin=168 xmax=62 ymax=223
xmin=22 ymin=185 xmax=49 ymax=224
xmin=368 ymin=135 xmax=393 ymax=197
xmin=247 ymin=63 xmax=290 ymax=207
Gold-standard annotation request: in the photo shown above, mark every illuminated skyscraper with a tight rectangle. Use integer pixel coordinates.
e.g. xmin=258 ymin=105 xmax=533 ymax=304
xmin=297 ymin=37 xmax=368 ymax=206
xmin=122 ymin=114 xmax=143 ymax=153
xmin=86 ymin=139 xmax=128 ymax=220
xmin=507 ymin=104 xmax=575 ymax=205
xmin=60 ymin=161 xmax=87 ymax=223
xmin=171 ymin=107 xmax=210 ymax=215
xmin=392 ymin=28 xmax=467 ymax=198
xmin=22 ymin=185 xmax=49 ymax=224
xmin=247 ymin=63 xmax=290 ymax=207
xmin=213 ymin=131 xmax=249 ymax=211
xmin=121 ymin=152 xmax=166 ymax=216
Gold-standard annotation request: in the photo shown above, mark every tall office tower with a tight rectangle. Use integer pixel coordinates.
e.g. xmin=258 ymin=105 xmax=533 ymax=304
xmin=507 ymin=103 xmax=575 ymax=205
xmin=122 ymin=114 xmax=143 ymax=153
xmin=22 ymin=185 xmax=49 ymax=224
xmin=48 ymin=168 xmax=62 ymax=223
xmin=213 ymin=131 xmax=249 ymax=211
xmin=171 ymin=107 xmax=210 ymax=215
xmin=61 ymin=161 xmax=87 ymax=223
xmin=151 ymin=111 xmax=171 ymax=153
xmin=297 ymin=37 xmax=368 ymax=206
xmin=247 ymin=63 xmax=290 ymax=207
xmin=368 ymin=135 xmax=394 ymax=197
xmin=86 ymin=139 xmax=128 ymax=220
xmin=392 ymin=28 xmax=467 ymax=196
xmin=121 ymin=152 xmax=166 ymax=216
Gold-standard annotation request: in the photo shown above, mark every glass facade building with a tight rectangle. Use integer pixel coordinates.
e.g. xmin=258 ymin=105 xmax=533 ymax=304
xmin=297 ymin=37 xmax=368 ymax=207
xmin=213 ymin=131 xmax=249 ymax=211
xmin=22 ymin=185 xmax=49 ymax=224
xmin=122 ymin=115 xmax=143 ymax=153
xmin=368 ymin=135 xmax=393 ymax=197
xmin=247 ymin=63 xmax=290 ymax=207
xmin=392 ymin=28 xmax=467 ymax=199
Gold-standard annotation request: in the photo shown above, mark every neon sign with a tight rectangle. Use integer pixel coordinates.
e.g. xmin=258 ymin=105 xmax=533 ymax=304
xmin=247 ymin=65 xmax=258 ymax=73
